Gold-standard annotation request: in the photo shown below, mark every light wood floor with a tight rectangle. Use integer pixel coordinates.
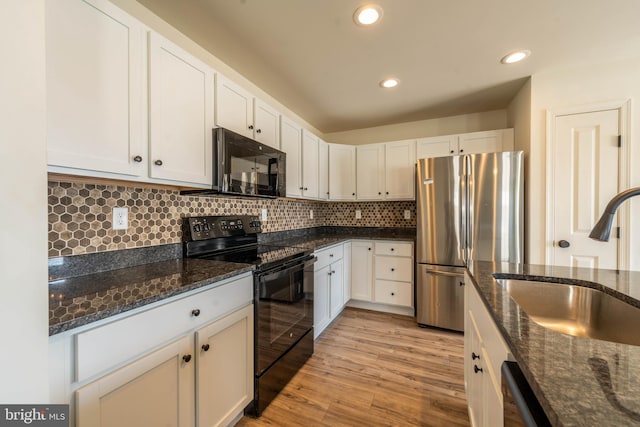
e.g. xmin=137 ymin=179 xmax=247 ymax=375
xmin=236 ymin=307 xmax=470 ymax=427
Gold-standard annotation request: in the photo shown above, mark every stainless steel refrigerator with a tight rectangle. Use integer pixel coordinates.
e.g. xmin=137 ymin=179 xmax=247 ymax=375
xmin=416 ymin=151 xmax=524 ymax=331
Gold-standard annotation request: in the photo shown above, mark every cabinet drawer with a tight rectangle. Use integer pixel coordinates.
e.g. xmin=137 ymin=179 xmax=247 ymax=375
xmin=75 ymin=274 xmax=252 ymax=383
xmin=374 ymin=280 xmax=412 ymax=307
xmin=315 ymin=244 xmax=344 ymax=270
xmin=375 ymin=256 xmax=412 ymax=282
xmin=375 ymin=241 xmax=412 ymax=257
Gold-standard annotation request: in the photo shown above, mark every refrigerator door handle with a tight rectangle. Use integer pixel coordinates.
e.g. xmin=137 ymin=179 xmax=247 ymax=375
xmin=424 ymin=269 xmax=464 ymax=278
xmin=460 ymin=155 xmax=469 ymax=264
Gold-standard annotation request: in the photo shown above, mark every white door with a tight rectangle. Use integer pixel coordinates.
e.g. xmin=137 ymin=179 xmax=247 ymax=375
xmin=253 ymin=99 xmax=279 ymax=148
xmin=329 ymin=259 xmax=344 ymax=318
xmin=551 ymin=109 xmax=620 ymax=269
xmin=313 ymin=265 xmax=331 ymax=338
xmin=416 ymin=135 xmax=458 ymax=159
xmin=350 ymin=241 xmax=373 ymax=301
xmin=356 ymin=144 xmax=385 ymax=200
xmin=302 ymin=130 xmax=320 ymax=198
xmin=385 ymin=140 xmax=416 ymax=200
xmin=318 ymin=139 xmax=330 ymax=200
xmin=215 ymin=74 xmax=253 ymax=138
xmin=328 ymin=144 xmax=356 ymax=200
xmin=458 ymin=130 xmax=502 ymax=154
xmin=280 ymin=116 xmax=302 ymax=197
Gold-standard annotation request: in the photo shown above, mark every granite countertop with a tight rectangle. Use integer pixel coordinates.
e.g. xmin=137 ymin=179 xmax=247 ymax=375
xmin=48 ymin=227 xmax=416 ymax=336
xmin=49 ymin=258 xmax=254 ymax=335
xmin=467 ymin=261 xmax=640 ymax=426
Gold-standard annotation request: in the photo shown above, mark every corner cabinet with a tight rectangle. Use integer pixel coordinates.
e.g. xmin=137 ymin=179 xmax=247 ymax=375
xmin=328 ymin=144 xmax=356 ymax=201
xmin=356 ymin=140 xmax=416 ymax=201
xmin=49 ymin=273 xmax=254 ymax=427
xmin=464 ymin=271 xmax=511 ymax=427
xmin=416 ymin=128 xmax=514 ymax=159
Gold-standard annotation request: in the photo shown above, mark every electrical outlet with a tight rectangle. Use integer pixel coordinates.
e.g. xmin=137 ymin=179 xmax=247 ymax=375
xmin=261 ymin=208 xmax=268 ymax=221
xmin=113 ymin=207 xmax=128 ymax=230
xmin=404 ymin=210 xmax=411 ymax=220
xmin=355 ymin=210 xmax=362 ymax=219
xmin=309 ymin=209 xmax=314 ymax=219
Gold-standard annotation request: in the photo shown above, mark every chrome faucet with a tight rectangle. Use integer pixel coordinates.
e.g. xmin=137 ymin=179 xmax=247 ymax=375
xmin=589 ymin=187 xmax=640 ymax=241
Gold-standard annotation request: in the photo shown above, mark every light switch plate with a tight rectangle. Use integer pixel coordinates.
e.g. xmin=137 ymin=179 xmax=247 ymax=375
xmin=113 ymin=207 xmax=128 ymax=230
xmin=355 ymin=210 xmax=362 ymax=219
xmin=404 ymin=210 xmax=411 ymax=220
xmin=309 ymin=209 xmax=314 ymax=219
xmin=261 ymin=209 xmax=268 ymax=221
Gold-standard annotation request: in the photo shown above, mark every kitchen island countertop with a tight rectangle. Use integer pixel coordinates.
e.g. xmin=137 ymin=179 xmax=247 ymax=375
xmin=467 ymin=261 xmax=640 ymax=426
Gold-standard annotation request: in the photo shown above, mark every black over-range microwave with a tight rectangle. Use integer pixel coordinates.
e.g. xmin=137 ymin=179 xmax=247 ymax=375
xmin=182 ymin=127 xmax=286 ymax=198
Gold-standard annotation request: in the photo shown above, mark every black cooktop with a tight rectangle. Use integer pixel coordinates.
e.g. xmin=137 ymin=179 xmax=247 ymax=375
xmin=183 ymin=215 xmax=311 ymax=271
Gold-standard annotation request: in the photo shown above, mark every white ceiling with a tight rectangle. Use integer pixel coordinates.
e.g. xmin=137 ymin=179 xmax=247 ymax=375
xmin=137 ymin=0 xmax=640 ymax=133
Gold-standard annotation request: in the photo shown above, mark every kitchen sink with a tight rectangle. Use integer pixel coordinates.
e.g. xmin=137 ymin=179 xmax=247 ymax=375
xmin=497 ymin=278 xmax=640 ymax=346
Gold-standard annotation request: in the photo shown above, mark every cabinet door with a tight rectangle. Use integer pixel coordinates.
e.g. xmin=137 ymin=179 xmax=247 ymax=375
xmin=302 ymin=130 xmax=320 ymax=199
xmin=328 ymin=143 xmax=356 ymax=200
xmin=148 ymin=32 xmax=213 ymax=186
xmin=253 ymin=98 xmax=279 ymax=148
xmin=318 ymin=139 xmax=329 ymax=200
xmin=458 ymin=130 xmax=502 ymax=154
xmin=76 ymin=335 xmax=194 ymax=427
xmin=215 ymin=74 xmax=253 ymax=138
xmin=356 ymin=144 xmax=385 ymax=200
xmin=342 ymin=242 xmax=352 ymax=304
xmin=466 ymin=312 xmax=484 ymax=427
xmin=329 ymin=259 xmax=344 ymax=318
xmin=416 ymin=135 xmax=458 ymax=159
xmin=196 ymin=305 xmax=253 ymax=427
xmin=280 ymin=116 xmax=302 ymax=197
xmin=350 ymin=241 xmax=373 ymax=301
xmin=385 ymin=140 xmax=416 ymax=200
xmin=313 ymin=264 xmax=331 ymax=338
xmin=46 ymin=0 xmax=145 ymax=176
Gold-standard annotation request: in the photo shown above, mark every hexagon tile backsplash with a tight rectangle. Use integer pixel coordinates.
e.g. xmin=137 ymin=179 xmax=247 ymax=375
xmin=48 ymin=180 xmax=416 ymax=257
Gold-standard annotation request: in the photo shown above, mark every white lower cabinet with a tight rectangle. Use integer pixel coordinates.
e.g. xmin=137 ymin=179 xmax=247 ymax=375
xmin=313 ymin=243 xmax=347 ymax=338
xmin=464 ymin=271 xmax=511 ymax=427
xmin=76 ymin=335 xmax=194 ymax=427
xmin=350 ymin=240 xmax=374 ymax=302
xmin=196 ymin=305 xmax=253 ymax=427
xmin=50 ymin=273 xmax=254 ymax=427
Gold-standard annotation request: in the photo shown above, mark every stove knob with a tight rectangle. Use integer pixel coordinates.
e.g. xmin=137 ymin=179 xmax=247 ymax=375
xmin=194 ymin=224 xmax=201 ymax=232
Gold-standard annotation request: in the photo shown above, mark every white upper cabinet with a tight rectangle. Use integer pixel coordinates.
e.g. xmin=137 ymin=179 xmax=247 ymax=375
xmin=318 ymin=139 xmax=329 ymax=200
xmin=46 ymin=0 xmax=146 ymax=177
xmin=385 ymin=139 xmax=416 ymax=200
xmin=148 ymin=32 xmax=213 ymax=186
xmin=328 ymin=144 xmax=356 ymax=200
xmin=215 ymin=74 xmax=281 ymax=148
xmin=355 ymin=139 xmax=416 ymax=201
xmin=356 ymin=144 xmax=385 ymax=200
xmin=301 ymin=130 xmax=320 ymax=199
xmin=253 ymin=98 xmax=280 ymax=148
xmin=280 ymin=115 xmax=303 ymax=197
xmin=215 ymin=74 xmax=253 ymax=138
xmin=417 ymin=128 xmax=514 ymax=159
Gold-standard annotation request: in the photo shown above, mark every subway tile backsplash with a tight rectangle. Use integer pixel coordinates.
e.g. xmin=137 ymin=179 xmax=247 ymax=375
xmin=48 ymin=180 xmax=416 ymax=257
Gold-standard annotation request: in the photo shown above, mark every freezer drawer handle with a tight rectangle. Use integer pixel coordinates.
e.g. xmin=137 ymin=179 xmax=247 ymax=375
xmin=425 ymin=269 xmax=463 ymax=278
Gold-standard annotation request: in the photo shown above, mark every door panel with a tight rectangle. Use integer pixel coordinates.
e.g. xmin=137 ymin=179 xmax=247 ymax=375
xmin=552 ymin=110 xmax=619 ymax=269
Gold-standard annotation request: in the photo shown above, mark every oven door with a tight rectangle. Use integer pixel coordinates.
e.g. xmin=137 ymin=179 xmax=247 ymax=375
xmin=255 ymin=256 xmax=314 ymax=376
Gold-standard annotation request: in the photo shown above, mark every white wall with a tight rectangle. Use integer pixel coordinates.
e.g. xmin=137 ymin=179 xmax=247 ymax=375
xmin=324 ymin=110 xmax=508 ymax=145
xmin=507 ymin=79 xmax=532 ymax=262
xmin=0 ymin=0 xmax=49 ymax=402
xmin=527 ymin=56 xmax=640 ymax=269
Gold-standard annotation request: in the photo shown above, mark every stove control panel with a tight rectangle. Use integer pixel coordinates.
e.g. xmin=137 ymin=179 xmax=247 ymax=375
xmin=185 ymin=215 xmax=261 ymax=241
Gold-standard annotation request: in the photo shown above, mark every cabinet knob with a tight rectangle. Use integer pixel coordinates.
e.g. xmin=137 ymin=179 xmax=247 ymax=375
xmin=471 ymin=352 xmax=480 ymax=360
xmin=352 ymin=193 xmax=355 ymax=196
xmin=331 ymin=270 xmax=336 ymax=274
xmin=450 ymin=150 xmax=454 ymax=154
xmin=391 ymin=292 xmax=395 ymax=296
xmin=386 ymin=191 xmax=389 ymax=195
xmin=391 ymin=268 xmax=395 ymax=272
xmin=299 ymin=187 xmax=304 ymax=190
xmin=256 ymin=129 xmax=262 ymax=134
xmin=460 ymin=149 xmax=464 ymax=153
xmin=558 ymin=240 xmax=571 ymax=248
xmin=378 ymin=192 xmax=382 ymax=195
xmin=248 ymin=125 xmax=254 ymax=130
xmin=191 ymin=309 xmax=200 ymax=317
xmin=329 ymin=254 xmax=334 ymax=257
xmin=183 ymin=354 xmax=192 ymax=363
xmin=154 ymin=159 xmax=163 ymax=166
xmin=133 ymin=155 xmax=143 ymax=163
xmin=459 ymin=281 xmax=465 ymax=287
xmin=328 ymin=271 xmax=332 ymax=276
xmin=201 ymin=344 xmax=210 ymax=352
xmin=473 ymin=365 xmax=483 ymax=374
xmin=368 ymin=247 xmax=371 ymax=251
xmin=304 ymin=187 xmax=308 ymax=190
xmin=391 ymin=248 xmax=395 ymax=252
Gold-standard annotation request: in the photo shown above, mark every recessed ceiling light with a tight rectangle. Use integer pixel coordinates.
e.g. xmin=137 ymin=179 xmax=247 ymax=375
xmin=500 ymin=50 xmax=531 ymax=64
xmin=354 ymin=4 xmax=383 ymax=26
xmin=380 ymin=78 xmax=399 ymax=88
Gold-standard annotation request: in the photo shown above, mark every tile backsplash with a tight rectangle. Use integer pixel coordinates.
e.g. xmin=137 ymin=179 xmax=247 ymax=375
xmin=48 ymin=180 xmax=416 ymax=257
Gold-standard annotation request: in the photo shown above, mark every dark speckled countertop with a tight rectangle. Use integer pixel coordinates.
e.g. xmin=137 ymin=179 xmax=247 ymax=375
xmin=49 ymin=258 xmax=254 ymax=335
xmin=48 ymin=227 xmax=415 ymax=336
xmin=467 ymin=261 xmax=640 ymax=427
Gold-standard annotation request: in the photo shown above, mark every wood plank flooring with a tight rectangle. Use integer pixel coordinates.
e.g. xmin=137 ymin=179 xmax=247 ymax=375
xmin=236 ymin=307 xmax=470 ymax=427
